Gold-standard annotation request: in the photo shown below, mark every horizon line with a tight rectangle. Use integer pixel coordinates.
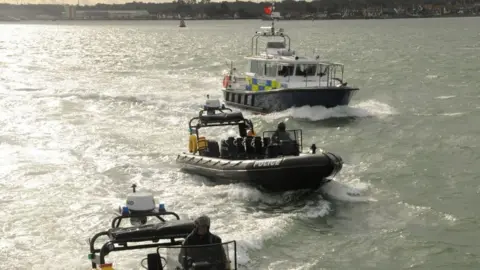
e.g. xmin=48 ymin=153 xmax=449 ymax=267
xmin=1 ymin=0 xmax=290 ymax=5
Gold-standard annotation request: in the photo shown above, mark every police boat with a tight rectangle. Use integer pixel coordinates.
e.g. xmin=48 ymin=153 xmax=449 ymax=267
xmin=176 ymin=99 xmax=343 ymax=192
xmin=88 ymin=184 xmax=238 ymax=270
xmin=220 ymin=10 xmax=359 ymax=113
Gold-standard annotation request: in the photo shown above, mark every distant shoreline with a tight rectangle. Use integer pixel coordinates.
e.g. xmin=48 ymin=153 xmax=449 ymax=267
xmin=0 ymin=2 xmax=479 ymax=22
xmin=1 ymin=15 xmax=479 ymax=22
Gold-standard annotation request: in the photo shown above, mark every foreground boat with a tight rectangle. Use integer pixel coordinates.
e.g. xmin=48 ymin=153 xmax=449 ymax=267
xmin=88 ymin=184 xmax=238 ymax=270
xmin=176 ymin=99 xmax=343 ymax=192
xmin=220 ymin=6 xmax=359 ymax=113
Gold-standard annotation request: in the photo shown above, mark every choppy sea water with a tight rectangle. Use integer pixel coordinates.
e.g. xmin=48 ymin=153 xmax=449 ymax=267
xmin=1 ymin=18 xmax=480 ymax=269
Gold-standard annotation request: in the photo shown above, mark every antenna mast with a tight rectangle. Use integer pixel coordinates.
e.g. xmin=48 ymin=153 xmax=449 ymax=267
xmin=271 ymin=2 xmax=276 ymax=35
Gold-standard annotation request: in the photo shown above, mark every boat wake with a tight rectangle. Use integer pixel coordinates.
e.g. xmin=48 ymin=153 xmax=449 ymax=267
xmin=258 ymin=99 xmax=396 ymax=122
xmin=166 ymin=164 xmax=374 ymax=268
xmin=320 ymin=180 xmax=377 ymax=203
xmin=222 ymin=177 xmax=375 ymax=210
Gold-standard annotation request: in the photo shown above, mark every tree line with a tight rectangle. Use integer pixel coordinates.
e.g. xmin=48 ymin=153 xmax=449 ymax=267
xmin=1 ymin=1 xmax=478 ymax=19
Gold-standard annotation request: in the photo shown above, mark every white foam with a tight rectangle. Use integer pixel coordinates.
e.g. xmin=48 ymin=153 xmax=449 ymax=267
xmin=398 ymin=201 xmax=457 ymax=223
xmin=438 ymin=112 xmax=465 ymax=116
xmin=435 ymin=95 xmax=456 ymax=100
xmin=320 ymin=180 xmax=377 ymax=203
xmin=260 ymin=100 xmax=396 ymax=122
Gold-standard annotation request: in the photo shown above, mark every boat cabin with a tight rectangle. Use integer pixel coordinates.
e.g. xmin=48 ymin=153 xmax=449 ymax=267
xmin=242 ymin=57 xmax=346 ymax=89
xmin=225 ymin=25 xmax=347 ymax=89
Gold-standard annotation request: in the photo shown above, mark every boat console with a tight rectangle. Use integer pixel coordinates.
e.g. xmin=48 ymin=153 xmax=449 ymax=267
xmin=88 ymin=184 xmax=238 ymax=270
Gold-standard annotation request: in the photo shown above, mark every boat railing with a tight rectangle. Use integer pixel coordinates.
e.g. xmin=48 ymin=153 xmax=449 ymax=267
xmin=251 ymin=26 xmax=291 ymax=56
xmin=232 ymin=76 xmax=248 ymax=85
xmin=236 ymin=61 xmax=346 ymax=89
xmin=111 ymin=210 xmax=180 ymax=228
xmin=318 ymin=62 xmax=345 ymax=87
xmin=198 ymin=99 xmax=233 ymax=117
xmin=188 ymin=111 xmax=255 ymax=144
xmin=88 ymin=221 xmax=194 ymax=268
xmin=189 ymin=112 xmax=249 ymax=130
xmin=89 ymin=231 xmax=238 ymax=270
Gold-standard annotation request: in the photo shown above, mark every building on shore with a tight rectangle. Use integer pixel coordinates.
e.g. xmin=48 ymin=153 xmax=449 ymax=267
xmin=62 ymin=6 xmax=150 ymax=20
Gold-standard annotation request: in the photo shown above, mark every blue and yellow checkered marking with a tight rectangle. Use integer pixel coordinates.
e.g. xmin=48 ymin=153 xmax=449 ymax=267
xmin=245 ymin=76 xmax=281 ymax=91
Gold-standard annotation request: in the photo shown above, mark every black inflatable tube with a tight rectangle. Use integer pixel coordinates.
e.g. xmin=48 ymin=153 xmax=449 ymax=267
xmin=176 ymin=152 xmax=343 ymax=192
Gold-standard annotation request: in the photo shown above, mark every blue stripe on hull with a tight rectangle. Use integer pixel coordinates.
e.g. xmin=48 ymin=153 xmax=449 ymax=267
xmin=222 ymin=87 xmax=359 ymax=113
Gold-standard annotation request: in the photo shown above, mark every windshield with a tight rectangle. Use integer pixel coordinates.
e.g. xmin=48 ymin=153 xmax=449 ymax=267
xmin=278 ymin=64 xmax=294 ymax=77
xmin=295 ymin=64 xmax=317 ymax=76
xmin=266 ymin=42 xmax=285 ymax=49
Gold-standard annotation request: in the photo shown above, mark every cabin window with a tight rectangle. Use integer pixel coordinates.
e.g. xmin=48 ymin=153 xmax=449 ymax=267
xmin=278 ymin=64 xmax=294 ymax=77
xmin=266 ymin=42 xmax=285 ymax=49
xmin=250 ymin=60 xmax=265 ymax=76
xmin=258 ymin=61 xmax=265 ymax=76
xmin=265 ymin=62 xmax=277 ymax=77
xmin=318 ymin=65 xmax=328 ymax=77
xmin=295 ymin=64 xmax=317 ymax=76
xmin=249 ymin=60 xmax=257 ymax=74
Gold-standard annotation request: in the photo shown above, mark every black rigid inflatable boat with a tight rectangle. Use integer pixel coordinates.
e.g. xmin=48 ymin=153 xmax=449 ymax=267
xmin=176 ymin=99 xmax=343 ymax=192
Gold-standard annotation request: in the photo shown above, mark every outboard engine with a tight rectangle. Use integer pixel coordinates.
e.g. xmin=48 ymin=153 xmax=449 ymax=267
xmin=245 ymin=136 xmax=255 ymax=158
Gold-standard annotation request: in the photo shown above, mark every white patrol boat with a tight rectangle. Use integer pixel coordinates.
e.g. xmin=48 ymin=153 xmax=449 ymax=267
xmin=221 ymin=6 xmax=359 ymax=113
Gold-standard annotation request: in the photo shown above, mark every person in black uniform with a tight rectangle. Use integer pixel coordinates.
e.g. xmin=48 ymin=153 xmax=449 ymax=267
xmin=271 ymin=122 xmax=293 ymax=142
xmin=269 ymin=122 xmax=299 ymax=156
xmin=178 ymin=215 xmax=230 ymax=270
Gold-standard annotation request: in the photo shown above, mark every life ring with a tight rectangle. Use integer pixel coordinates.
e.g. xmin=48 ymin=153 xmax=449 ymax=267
xmin=223 ymin=75 xmax=230 ymax=88
xmin=188 ymin=135 xmax=197 ymax=153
